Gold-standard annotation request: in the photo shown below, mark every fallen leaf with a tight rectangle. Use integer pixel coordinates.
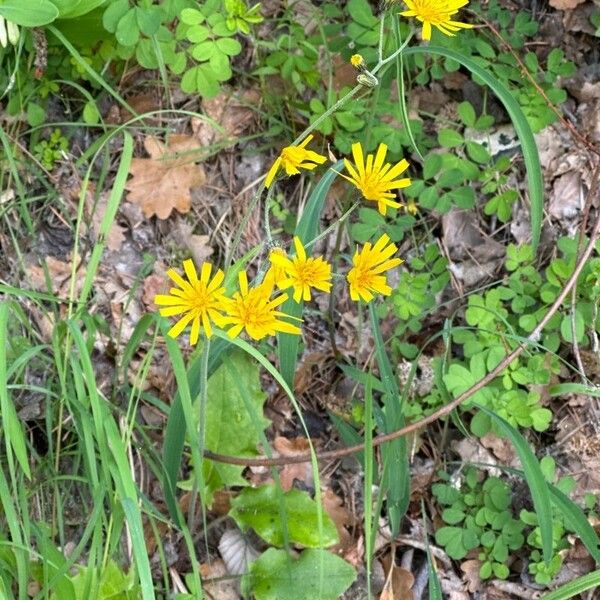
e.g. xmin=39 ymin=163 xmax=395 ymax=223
xmin=171 ymin=221 xmax=214 ymax=265
xmin=26 ymin=254 xmax=86 ymax=299
xmin=219 ymin=528 xmax=260 ymax=576
xmin=273 ymin=436 xmax=314 ymax=491
xmin=549 ymin=0 xmax=585 ymax=10
xmin=379 ymin=554 xmax=414 ymax=600
xmin=200 ymin=559 xmax=240 ymax=600
xmin=460 ymin=559 xmax=482 ymax=593
xmin=125 ymin=134 xmax=206 ymax=219
xmin=90 ymin=194 xmax=126 ymax=252
xmin=322 ymin=488 xmax=354 ymax=555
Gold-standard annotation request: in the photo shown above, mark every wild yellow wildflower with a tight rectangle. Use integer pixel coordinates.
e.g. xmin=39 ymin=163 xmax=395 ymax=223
xmin=269 ymin=237 xmax=332 ymax=302
xmin=399 ymin=0 xmax=474 ymax=40
xmin=347 ymin=234 xmax=403 ymax=302
xmin=154 ymin=259 xmax=227 ymax=344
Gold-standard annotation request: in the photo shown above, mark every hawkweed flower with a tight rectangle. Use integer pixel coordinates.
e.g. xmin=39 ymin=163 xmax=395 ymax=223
xmin=265 ymin=135 xmax=327 ymax=188
xmin=347 ymin=234 xmax=403 ymax=302
xmin=399 ymin=0 xmax=474 ymax=40
xmin=222 ymin=271 xmax=301 ymax=340
xmin=269 ymin=237 xmax=332 ymax=302
xmin=341 ymin=142 xmax=411 ymax=216
xmin=154 ymin=259 xmax=227 ymax=344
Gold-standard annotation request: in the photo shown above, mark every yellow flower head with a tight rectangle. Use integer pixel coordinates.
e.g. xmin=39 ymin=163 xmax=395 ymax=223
xmin=350 ymin=54 xmax=365 ymax=68
xmin=265 ymin=135 xmax=327 ymax=188
xmin=263 ymin=246 xmax=288 ymax=288
xmin=347 ymin=234 xmax=403 ymax=303
xmin=400 ymin=0 xmax=474 ymax=41
xmin=154 ymin=259 xmax=227 ymax=344
xmin=221 ymin=271 xmax=302 ymax=340
xmin=341 ymin=142 xmax=411 ymax=216
xmin=269 ymin=237 xmax=332 ymax=303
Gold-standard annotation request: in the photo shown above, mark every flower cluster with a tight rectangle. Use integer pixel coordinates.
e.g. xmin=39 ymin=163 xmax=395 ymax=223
xmin=156 ymin=234 xmax=402 ymax=344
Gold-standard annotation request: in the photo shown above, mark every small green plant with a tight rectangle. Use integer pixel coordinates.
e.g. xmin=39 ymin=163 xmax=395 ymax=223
xmin=433 ymin=467 xmax=525 ymax=579
xmin=224 ymin=0 xmax=263 ymax=34
xmin=32 ymin=128 xmax=69 ymax=169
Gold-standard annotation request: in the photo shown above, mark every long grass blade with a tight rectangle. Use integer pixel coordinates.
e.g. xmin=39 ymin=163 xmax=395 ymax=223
xmin=402 ymin=46 xmax=543 ymax=252
xmin=277 ymin=161 xmax=344 ymax=387
xmin=475 ymin=405 xmax=553 ymax=563
xmin=540 ymin=569 xmax=600 ymax=600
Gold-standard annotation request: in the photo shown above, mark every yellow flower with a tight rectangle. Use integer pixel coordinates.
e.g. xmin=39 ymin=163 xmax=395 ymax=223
xmin=399 ymin=0 xmax=474 ymax=41
xmin=350 ymin=54 xmax=365 ymax=68
xmin=154 ymin=259 xmax=227 ymax=344
xmin=263 ymin=246 xmax=288 ymax=288
xmin=222 ymin=271 xmax=301 ymax=340
xmin=347 ymin=234 xmax=403 ymax=302
xmin=265 ymin=134 xmax=327 ymax=188
xmin=269 ymin=237 xmax=332 ymax=302
xmin=340 ymin=142 xmax=411 ymax=216
xmin=406 ymin=198 xmax=418 ymax=215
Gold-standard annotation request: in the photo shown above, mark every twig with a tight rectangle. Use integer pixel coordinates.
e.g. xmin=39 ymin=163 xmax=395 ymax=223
xmin=203 ymin=162 xmax=600 ymax=467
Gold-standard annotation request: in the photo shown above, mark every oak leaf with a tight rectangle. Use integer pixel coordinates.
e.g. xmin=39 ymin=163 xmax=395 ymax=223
xmin=125 ymin=134 xmax=206 ymax=219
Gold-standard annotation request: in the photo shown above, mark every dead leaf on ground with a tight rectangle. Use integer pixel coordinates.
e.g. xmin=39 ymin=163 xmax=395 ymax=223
xmin=379 ymin=553 xmax=415 ymax=600
xmin=273 ymin=436 xmax=315 ymax=490
xmin=26 ymin=254 xmax=86 ymax=299
xmin=549 ymin=0 xmax=586 ymax=10
xmin=200 ymin=559 xmax=240 ymax=600
xmin=219 ymin=528 xmax=260 ymax=576
xmin=90 ymin=194 xmax=127 ymax=252
xmin=192 ymin=89 xmax=260 ymax=147
xmin=125 ymin=135 xmax=206 ymax=219
xmin=170 ymin=221 xmax=214 ymax=266
xmin=460 ymin=559 xmax=482 ymax=593
xmin=322 ymin=488 xmax=354 ymax=555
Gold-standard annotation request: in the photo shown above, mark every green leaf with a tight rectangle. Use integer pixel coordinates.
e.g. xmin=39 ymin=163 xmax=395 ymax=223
xmin=82 ymin=100 xmax=100 ymax=125
xmin=186 ymin=25 xmax=210 ymax=43
xmin=27 ymin=103 xmax=46 ymax=127
xmin=102 ymin=0 xmax=128 ymax=32
xmin=180 ymin=7 xmax=204 ymax=24
xmin=404 ymin=46 xmax=543 ymax=251
xmin=202 ymin=351 xmax=269 ymax=501
xmin=541 ymin=569 xmax=600 ymax=600
xmin=0 ymin=0 xmax=58 ymax=25
xmin=135 ymin=6 xmax=162 ymax=36
xmin=560 ymin=311 xmax=584 ymax=343
xmin=216 ymin=36 xmax=242 ymax=56
xmin=438 ymin=129 xmax=463 ymax=148
xmin=458 ymin=101 xmax=476 ymax=127
xmin=245 ymin=548 xmax=356 ymax=600
xmin=230 ymin=485 xmax=338 ymax=547
xmin=115 ymin=9 xmax=139 ymax=46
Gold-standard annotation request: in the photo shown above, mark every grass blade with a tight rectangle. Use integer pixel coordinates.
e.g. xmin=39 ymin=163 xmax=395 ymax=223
xmin=277 ymin=161 xmax=344 ymax=387
xmin=403 ymin=46 xmax=543 ymax=252
xmin=540 ymin=569 xmax=600 ymax=600
xmin=369 ymin=303 xmax=409 ymax=535
xmin=475 ymin=405 xmax=553 ymax=563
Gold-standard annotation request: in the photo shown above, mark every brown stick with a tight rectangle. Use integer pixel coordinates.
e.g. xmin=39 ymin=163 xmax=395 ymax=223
xmin=204 ymin=161 xmax=600 ymax=468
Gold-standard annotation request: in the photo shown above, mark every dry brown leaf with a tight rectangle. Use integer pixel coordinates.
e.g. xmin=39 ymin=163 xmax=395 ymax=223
xmin=200 ymin=559 xmax=240 ymax=600
xmin=549 ymin=0 xmax=585 ymax=10
xmin=460 ymin=559 xmax=482 ymax=593
xmin=379 ymin=554 xmax=414 ymax=600
xmin=90 ymin=194 xmax=126 ymax=252
xmin=172 ymin=221 xmax=214 ymax=265
xmin=322 ymin=488 xmax=354 ymax=555
xmin=125 ymin=134 xmax=206 ymax=219
xmin=273 ymin=436 xmax=314 ymax=491
xmin=26 ymin=254 xmax=86 ymax=299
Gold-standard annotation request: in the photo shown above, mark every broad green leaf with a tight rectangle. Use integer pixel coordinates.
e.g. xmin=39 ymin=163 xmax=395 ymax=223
xmin=245 ymin=549 xmax=356 ymax=600
xmin=135 ymin=6 xmax=161 ymax=36
xmin=0 ymin=0 xmax=58 ymax=25
xmin=102 ymin=0 xmax=128 ymax=32
xmin=438 ymin=129 xmax=463 ymax=148
xmin=230 ymin=485 xmax=338 ymax=548
xmin=115 ymin=9 xmax=139 ymax=46
xmin=202 ymin=351 xmax=269 ymax=501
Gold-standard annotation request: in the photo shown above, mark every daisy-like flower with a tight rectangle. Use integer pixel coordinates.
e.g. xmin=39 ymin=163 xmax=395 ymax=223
xmin=222 ymin=271 xmax=301 ymax=340
xmin=399 ymin=0 xmax=474 ymax=41
xmin=341 ymin=142 xmax=411 ymax=216
xmin=264 ymin=135 xmax=327 ymax=189
xmin=154 ymin=259 xmax=227 ymax=344
xmin=347 ymin=234 xmax=404 ymax=303
xmin=269 ymin=237 xmax=332 ymax=302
